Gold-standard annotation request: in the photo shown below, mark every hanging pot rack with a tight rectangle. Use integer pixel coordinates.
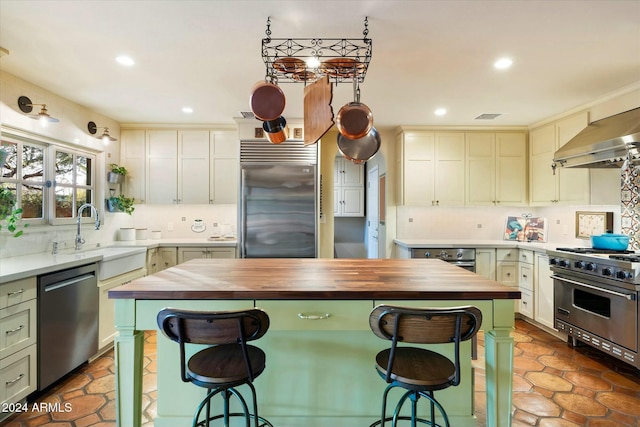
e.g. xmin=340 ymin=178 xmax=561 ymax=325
xmin=261 ymin=16 xmax=372 ymax=84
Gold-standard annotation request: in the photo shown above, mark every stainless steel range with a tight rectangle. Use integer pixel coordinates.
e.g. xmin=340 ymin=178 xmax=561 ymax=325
xmin=548 ymin=247 xmax=640 ymax=369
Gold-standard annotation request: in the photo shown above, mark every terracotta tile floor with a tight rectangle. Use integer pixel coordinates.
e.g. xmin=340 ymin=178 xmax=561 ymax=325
xmin=5 ymin=320 xmax=640 ymax=426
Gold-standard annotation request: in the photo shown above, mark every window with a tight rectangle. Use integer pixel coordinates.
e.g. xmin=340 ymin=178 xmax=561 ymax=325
xmin=1 ymin=139 xmax=46 ymax=224
xmin=1 ymin=133 xmax=97 ymax=227
xmin=53 ymin=149 xmax=95 ymax=220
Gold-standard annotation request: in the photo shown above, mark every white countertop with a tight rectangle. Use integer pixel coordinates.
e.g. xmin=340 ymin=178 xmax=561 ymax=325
xmin=0 ymin=238 xmax=237 ymax=284
xmin=393 ymin=238 xmax=562 ymax=253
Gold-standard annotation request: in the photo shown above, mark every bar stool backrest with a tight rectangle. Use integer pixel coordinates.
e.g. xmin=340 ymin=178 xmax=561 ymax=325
xmin=157 ymin=308 xmax=270 ymax=345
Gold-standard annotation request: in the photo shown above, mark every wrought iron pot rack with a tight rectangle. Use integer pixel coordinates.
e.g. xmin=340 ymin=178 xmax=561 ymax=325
xmin=261 ymin=16 xmax=372 ymax=85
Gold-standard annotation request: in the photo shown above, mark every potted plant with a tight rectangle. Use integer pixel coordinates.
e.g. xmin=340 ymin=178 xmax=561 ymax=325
xmin=0 ymin=187 xmax=28 ymax=237
xmin=108 ymin=163 xmax=128 ymax=184
xmin=107 ymin=194 xmax=135 ymax=215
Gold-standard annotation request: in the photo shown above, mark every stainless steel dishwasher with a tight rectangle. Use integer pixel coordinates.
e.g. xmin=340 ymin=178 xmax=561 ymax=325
xmin=38 ymin=263 xmax=98 ymax=390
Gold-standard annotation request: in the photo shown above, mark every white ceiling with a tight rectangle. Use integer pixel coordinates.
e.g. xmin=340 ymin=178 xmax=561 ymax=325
xmin=1 ymin=0 xmax=639 ymax=129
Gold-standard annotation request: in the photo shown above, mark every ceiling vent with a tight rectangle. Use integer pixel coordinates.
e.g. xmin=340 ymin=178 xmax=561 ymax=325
xmin=240 ymin=111 xmax=255 ymax=119
xmin=475 ymin=113 xmax=502 ymax=120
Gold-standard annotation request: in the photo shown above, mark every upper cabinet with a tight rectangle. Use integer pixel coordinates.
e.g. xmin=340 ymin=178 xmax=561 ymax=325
xmin=529 ymin=112 xmax=590 ymax=205
xmin=121 ymin=128 xmax=238 ymax=205
xmin=334 ymin=156 xmax=364 ymax=217
xmin=466 ymin=132 xmax=527 ymax=206
xmin=398 ymin=131 xmax=465 ymax=206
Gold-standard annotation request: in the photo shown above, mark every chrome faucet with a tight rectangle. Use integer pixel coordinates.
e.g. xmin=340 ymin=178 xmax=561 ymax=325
xmin=75 ymin=203 xmax=100 ymax=250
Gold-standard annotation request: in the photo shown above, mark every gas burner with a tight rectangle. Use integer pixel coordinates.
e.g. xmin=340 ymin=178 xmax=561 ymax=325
xmin=610 ymin=254 xmax=640 ymax=262
xmin=556 ymin=247 xmax=634 ymax=254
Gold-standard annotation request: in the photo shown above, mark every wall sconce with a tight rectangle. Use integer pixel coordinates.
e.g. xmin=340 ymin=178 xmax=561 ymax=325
xmin=87 ymin=121 xmax=117 ymax=143
xmin=18 ymin=96 xmax=59 ymax=126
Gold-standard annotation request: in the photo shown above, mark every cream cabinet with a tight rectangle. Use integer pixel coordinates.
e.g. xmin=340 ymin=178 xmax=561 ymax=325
xmin=121 ymin=129 xmax=238 ymax=205
xmin=0 ymin=277 xmax=37 ymax=410
xmin=334 ymin=156 xmax=364 ymax=217
xmin=466 ymin=132 xmax=527 ymax=206
xmin=529 ymin=111 xmax=590 ymax=205
xmin=398 ymin=131 xmax=465 ymax=206
xmin=518 ymin=249 xmax=534 ymax=318
xmin=98 ymin=268 xmax=146 ymax=350
xmin=120 ymin=130 xmax=147 ymax=203
xmin=148 ymin=130 xmax=179 ymax=204
xmin=496 ymin=249 xmax=518 ymax=287
xmin=475 ymin=248 xmax=496 ymax=280
xmin=146 ymin=247 xmax=178 ymax=275
xmin=177 ymin=246 xmax=236 ymax=263
xmin=534 ymin=253 xmax=555 ymax=329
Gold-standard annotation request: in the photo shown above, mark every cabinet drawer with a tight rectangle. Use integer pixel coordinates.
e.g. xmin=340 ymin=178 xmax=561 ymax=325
xmin=497 ymin=263 xmax=517 ymax=286
xmin=0 ymin=344 xmax=37 ymax=405
xmin=519 ymin=287 xmax=533 ymax=318
xmin=519 ymin=249 xmax=534 ymax=265
xmin=0 ymin=300 xmax=37 ymax=360
xmin=0 ymin=277 xmax=36 ymax=309
xmin=519 ymin=264 xmax=533 ymax=291
xmin=496 ymin=249 xmax=517 ymax=262
xmin=257 ymin=300 xmax=373 ymax=331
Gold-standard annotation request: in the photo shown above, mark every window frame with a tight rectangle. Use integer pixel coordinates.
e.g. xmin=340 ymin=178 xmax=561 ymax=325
xmin=1 ymin=127 xmax=100 ymax=228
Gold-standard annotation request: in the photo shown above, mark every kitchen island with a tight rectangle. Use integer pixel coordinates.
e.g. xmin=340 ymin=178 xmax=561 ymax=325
xmin=110 ymin=258 xmax=520 ymax=427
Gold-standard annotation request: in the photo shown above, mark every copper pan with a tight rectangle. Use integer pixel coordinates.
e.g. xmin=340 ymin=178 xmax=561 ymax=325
xmin=337 ymin=127 xmax=381 ymax=163
xmin=336 ymin=80 xmax=373 ymax=140
xmin=249 ymin=77 xmax=286 ymax=121
xmin=263 ymin=116 xmax=288 ymax=144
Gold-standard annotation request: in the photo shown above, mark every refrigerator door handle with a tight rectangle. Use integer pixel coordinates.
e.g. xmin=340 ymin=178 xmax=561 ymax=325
xmin=240 ymin=168 xmax=247 ymax=258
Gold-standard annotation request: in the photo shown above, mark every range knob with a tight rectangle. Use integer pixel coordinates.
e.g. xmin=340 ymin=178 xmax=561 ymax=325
xmin=424 ymin=251 xmax=431 ymax=258
xmin=456 ymin=252 xmax=463 ymax=259
xmin=617 ymin=270 xmax=632 ymax=280
xmin=602 ymin=267 xmax=613 ymax=277
xmin=549 ymin=258 xmax=559 ymax=265
xmin=440 ymin=250 xmax=449 ymax=258
xmin=585 ymin=262 xmax=596 ymax=271
xmin=558 ymin=259 xmax=569 ymax=267
xmin=574 ymin=261 xmax=585 ymax=269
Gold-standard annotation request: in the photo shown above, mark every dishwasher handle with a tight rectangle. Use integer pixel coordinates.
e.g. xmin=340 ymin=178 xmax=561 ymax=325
xmin=44 ymin=273 xmax=95 ymax=293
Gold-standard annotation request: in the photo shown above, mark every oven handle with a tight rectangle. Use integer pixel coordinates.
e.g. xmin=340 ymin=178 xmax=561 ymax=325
xmin=449 ymin=261 xmax=475 ymax=267
xmin=551 ymin=275 xmax=635 ymax=300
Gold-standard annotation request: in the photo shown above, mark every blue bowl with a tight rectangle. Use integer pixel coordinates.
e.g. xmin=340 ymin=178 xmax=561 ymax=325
xmin=591 ymin=233 xmax=629 ymax=251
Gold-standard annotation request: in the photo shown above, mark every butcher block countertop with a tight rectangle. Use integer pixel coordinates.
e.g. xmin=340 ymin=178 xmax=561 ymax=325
xmin=109 ymin=257 xmax=521 ymax=300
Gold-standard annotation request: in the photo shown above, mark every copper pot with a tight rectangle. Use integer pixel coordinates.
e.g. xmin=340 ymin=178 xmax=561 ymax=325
xmin=263 ymin=116 xmax=288 ymax=144
xmin=337 ymin=127 xmax=381 ymax=163
xmin=336 ymin=83 xmax=373 ymax=140
xmin=249 ymin=78 xmax=286 ymax=121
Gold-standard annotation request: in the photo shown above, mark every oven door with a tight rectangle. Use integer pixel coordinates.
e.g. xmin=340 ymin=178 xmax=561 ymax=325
xmin=553 ymin=274 xmax=638 ymax=351
xmin=450 ymin=261 xmax=475 ymax=273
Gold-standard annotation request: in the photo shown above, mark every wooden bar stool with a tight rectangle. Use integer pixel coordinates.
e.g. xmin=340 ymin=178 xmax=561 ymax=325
xmin=157 ymin=307 xmax=273 ymax=427
xmin=368 ymin=304 xmax=482 ymax=427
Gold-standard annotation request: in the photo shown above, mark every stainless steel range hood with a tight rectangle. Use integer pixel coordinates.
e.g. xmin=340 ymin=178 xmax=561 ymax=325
xmin=552 ymin=107 xmax=640 ymax=168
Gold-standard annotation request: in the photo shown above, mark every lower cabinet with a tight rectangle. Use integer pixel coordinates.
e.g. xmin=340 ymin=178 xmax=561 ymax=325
xmin=98 ymin=268 xmax=147 ymax=350
xmin=147 ymin=247 xmax=178 ymax=274
xmin=177 ymin=246 xmax=236 ymax=263
xmin=475 ymin=248 xmax=495 ymax=280
xmin=0 ymin=277 xmax=37 ymax=416
xmin=534 ymin=253 xmax=555 ymax=329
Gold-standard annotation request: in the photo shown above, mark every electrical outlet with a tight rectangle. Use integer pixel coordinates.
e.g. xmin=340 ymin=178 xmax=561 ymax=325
xmin=408 ymin=218 xmax=413 ymax=223
xmin=167 ymin=222 xmax=174 ymax=231
xmin=477 ymin=224 xmax=482 ymax=228
xmin=556 ymin=219 xmax=561 ymax=224
xmin=181 ymin=217 xmax=186 ymax=221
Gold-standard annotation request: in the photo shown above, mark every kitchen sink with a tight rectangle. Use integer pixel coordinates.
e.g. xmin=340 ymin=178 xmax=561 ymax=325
xmin=75 ymin=246 xmax=147 ymax=280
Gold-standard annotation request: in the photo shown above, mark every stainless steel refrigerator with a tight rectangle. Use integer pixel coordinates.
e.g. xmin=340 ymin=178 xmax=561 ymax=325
xmin=239 ymin=149 xmax=317 ymax=258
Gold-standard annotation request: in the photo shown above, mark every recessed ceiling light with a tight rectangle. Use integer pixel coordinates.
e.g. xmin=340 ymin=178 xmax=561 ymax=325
xmin=434 ymin=108 xmax=447 ymax=116
xmin=116 ymin=55 xmax=135 ymax=66
xmin=182 ymin=107 xmax=193 ymax=114
xmin=494 ymin=57 xmax=513 ymax=70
